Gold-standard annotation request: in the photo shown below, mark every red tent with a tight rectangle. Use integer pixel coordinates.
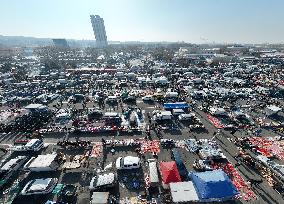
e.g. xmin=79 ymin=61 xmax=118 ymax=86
xmin=159 ymin=161 xmax=181 ymax=184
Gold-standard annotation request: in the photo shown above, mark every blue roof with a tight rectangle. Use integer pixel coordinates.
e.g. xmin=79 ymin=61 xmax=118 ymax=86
xmin=191 ymin=170 xmax=239 ymax=201
xmin=164 ymin=102 xmax=190 ymax=110
xmin=172 ymin=149 xmax=188 ymax=180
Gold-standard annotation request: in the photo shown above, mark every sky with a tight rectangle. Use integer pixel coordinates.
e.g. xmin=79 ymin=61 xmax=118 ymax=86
xmin=0 ymin=0 xmax=284 ymax=43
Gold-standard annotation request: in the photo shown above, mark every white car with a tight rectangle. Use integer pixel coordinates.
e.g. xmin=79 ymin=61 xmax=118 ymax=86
xmin=172 ymin=109 xmax=185 ymax=116
xmin=178 ymin=113 xmax=195 ymax=121
xmin=106 ymin=96 xmax=118 ymax=103
xmin=21 ymin=178 xmax=58 ymax=195
xmin=142 ymin=95 xmax=154 ymax=101
xmin=89 ymin=173 xmax=116 ymax=190
xmin=45 ymin=202 xmax=56 ymax=204
xmin=116 ymin=156 xmax=140 ymax=170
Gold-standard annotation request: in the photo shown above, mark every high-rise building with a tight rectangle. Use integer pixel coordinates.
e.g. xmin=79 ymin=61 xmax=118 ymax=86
xmin=90 ymin=15 xmax=108 ymax=47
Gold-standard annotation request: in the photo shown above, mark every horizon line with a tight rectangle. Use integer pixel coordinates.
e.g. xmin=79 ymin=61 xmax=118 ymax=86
xmin=0 ymin=34 xmax=284 ymax=45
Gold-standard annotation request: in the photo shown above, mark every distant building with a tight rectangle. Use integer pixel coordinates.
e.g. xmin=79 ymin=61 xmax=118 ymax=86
xmin=52 ymin=39 xmax=69 ymax=48
xmin=90 ymin=15 xmax=108 ymax=47
xmin=0 ymin=48 xmax=21 ymax=57
xmin=178 ymin=47 xmax=220 ymax=55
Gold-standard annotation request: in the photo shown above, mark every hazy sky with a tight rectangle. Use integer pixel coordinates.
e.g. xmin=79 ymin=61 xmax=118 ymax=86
xmin=1 ymin=0 xmax=284 ymax=43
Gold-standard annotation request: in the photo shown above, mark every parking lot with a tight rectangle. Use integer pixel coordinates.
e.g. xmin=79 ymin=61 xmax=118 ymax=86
xmin=0 ymin=45 xmax=284 ymax=204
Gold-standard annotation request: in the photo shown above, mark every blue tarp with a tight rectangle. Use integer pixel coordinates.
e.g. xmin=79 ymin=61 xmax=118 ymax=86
xmin=191 ymin=170 xmax=239 ymax=201
xmin=172 ymin=149 xmax=188 ymax=180
xmin=164 ymin=102 xmax=190 ymax=110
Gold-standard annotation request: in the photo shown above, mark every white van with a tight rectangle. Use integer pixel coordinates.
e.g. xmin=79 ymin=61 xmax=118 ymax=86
xmin=164 ymin=92 xmax=179 ymax=98
xmin=153 ymin=111 xmax=172 ymax=121
xmin=116 ymin=156 xmax=140 ymax=170
xmin=25 ymin=139 xmax=44 ymax=151
xmin=178 ymin=113 xmax=194 ymax=121
xmin=172 ymin=109 xmax=185 ymax=116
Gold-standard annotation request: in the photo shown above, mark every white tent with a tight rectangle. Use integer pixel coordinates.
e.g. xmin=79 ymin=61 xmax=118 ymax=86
xmin=266 ymin=105 xmax=282 ymax=116
xmin=170 ymin=181 xmax=199 ymax=203
xmin=91 ymin=192 xmax=109 ymax=204
xmin=24 ymin=154 xmax=59 ymax=172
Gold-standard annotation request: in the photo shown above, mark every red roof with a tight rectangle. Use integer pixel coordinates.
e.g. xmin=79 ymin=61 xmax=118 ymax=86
xmin=159 ymin=161 xmax=181 ymax=184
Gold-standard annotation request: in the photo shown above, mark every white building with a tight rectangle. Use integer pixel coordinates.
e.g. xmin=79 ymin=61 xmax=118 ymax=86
xmin=90 ymin=15 xmax=108 ymax=47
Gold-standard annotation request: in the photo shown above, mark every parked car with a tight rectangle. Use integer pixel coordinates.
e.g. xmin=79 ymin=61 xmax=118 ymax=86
xmin=69 ymin=94 xmax=85 ymax=103
xmin=142 ymin=95 xmax=154 ymax=102
xmin=123 ymin=95 xmax=136 ymax=103
xmin=88 ymin=109 xmax=103 ymax=120
xmin=178 ymin=113 xmax=194 ymax=121
xmin=116 ymin=156 xmax=140 ymax=170
xmin=58 ymin=184 xmax=78 ymax=203
xmin=172 ymin=109 xmax=185 ymax=116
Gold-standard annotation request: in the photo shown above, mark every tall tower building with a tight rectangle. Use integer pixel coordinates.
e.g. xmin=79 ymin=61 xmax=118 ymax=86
xmin=90 ymin=15 xmax=108 ymax=47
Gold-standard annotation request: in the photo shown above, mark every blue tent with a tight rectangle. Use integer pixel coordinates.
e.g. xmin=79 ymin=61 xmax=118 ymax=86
xmin=164 ymin=102 xmax=190 ymax=110
xmin=191 ymin=170 xmax=239 ymax=201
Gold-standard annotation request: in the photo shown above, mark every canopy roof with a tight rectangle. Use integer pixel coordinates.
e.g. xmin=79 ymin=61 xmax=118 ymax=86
xmin=159 ymin=161 xmax=181 ymax=184
xmin=91 ymin=192 xmax=109 ymax=204
xmin=25 ymin=104 xmax=47 ymax=110
xmin=266 ymin=105 xmax=282 ymax=113
xmin=191 ymin=169 xmax=239 ymax=201
xmin=170 ymin=181 xmax=199 ymax=202
xmin=164 ymin=102 xmax=190 ymax=110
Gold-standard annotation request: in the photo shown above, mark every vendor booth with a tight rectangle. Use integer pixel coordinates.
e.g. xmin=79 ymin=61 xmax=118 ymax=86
xmin=190 ymin=170 xmax=239 ymax=202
